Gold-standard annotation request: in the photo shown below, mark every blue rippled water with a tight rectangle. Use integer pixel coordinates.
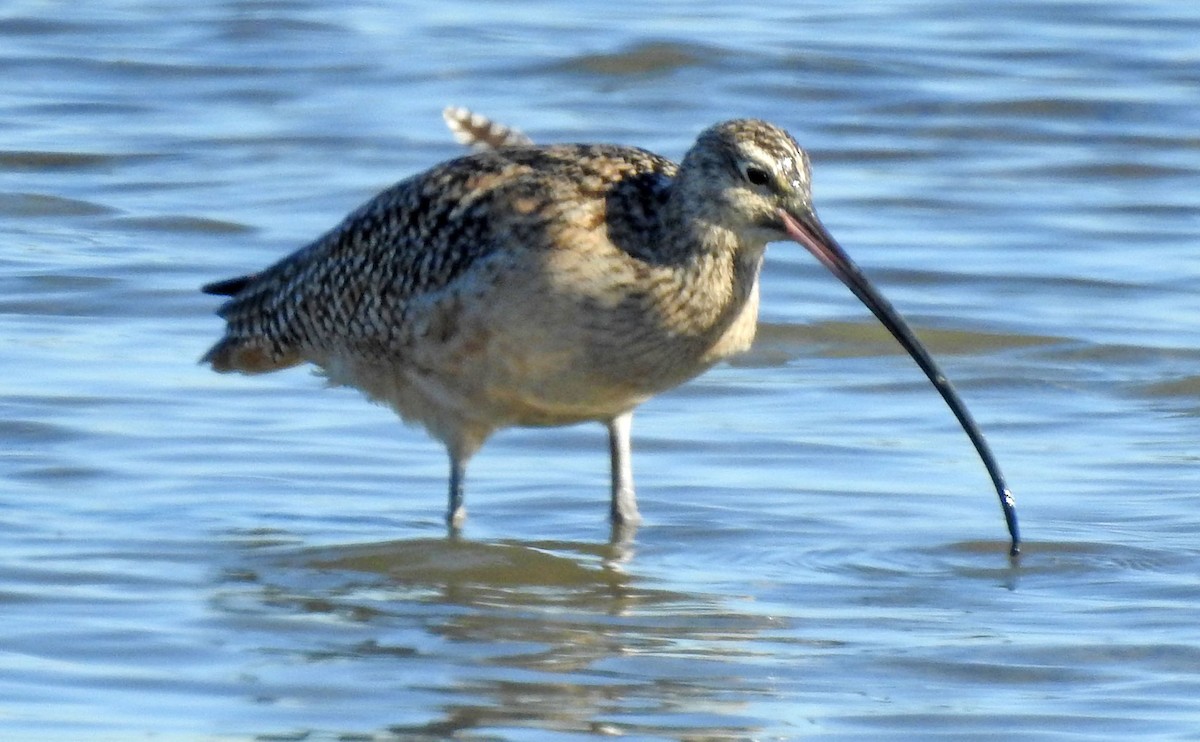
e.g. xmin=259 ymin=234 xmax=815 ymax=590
xmin=2 ymin=2 xmax=1199 ymax=739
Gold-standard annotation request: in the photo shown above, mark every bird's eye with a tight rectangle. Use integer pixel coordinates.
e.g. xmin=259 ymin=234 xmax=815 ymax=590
xmin=743 ymin=164 xmax=772 ymax=187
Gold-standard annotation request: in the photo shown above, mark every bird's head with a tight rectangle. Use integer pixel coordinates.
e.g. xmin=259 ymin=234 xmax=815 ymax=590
xmin=681 ymin=119 xmax=1020 ymax=555
xmin=680 ymin=118 xmax=816 ymax=247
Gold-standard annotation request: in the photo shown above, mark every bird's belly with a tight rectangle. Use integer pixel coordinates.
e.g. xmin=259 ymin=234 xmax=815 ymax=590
xmin=449 ymin=341 xmax=675 ymax=427
xmin=318 ymin=333 xmax=670 ymax=435
xmin=317 ymin=253 xmax=760 ymax=433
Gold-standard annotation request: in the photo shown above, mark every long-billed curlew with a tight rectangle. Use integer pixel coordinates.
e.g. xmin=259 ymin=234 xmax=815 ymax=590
xmin=202 ymin=111 xmax=1019 ymax=555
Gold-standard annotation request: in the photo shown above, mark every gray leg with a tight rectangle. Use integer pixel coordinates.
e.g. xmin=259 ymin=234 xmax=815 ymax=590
xmin=607 ymin=411 xmax=641 ymax=528
xmin=447 ymin=451 xmax=467 ymax=529
xmin=444 ymin=428 xmax=488 ymax=531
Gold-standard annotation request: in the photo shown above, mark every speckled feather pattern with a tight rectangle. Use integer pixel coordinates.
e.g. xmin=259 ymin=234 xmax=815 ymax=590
xmin=204 ymin=118 xmax=809 ymax=454
xmin=208 ymin=144 xmax=679 ymax=364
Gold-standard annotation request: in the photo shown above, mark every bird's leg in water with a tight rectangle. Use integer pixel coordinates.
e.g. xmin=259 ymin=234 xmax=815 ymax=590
xmin=607 ymin=411 xmax=641 ymax=533
xmin=447 ymin=450 xmax=467 ymax=531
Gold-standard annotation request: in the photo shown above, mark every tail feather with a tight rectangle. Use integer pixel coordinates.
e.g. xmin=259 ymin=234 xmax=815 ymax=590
xmin=201 ymin=336 xmax=299 ymax=374
xmin=442 ymin=106 xmax=533 ymax=150
xmin=201 ymin=271 xmax=299 ymax=374
xmin=202 ymin=274 xmax=256 ymax=296
xmin=202 ymin=107 xmax=507 ymax=377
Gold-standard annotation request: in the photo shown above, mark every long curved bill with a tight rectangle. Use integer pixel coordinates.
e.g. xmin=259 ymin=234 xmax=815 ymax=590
xmin=780 ymin=206 xmax=1020 ymax=557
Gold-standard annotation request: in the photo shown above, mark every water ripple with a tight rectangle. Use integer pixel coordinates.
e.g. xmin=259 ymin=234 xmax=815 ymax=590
xmin=4 ymin=1 xmax=1200 ymax=739
xmin=556 ymin=41 xmax=728 ymax=76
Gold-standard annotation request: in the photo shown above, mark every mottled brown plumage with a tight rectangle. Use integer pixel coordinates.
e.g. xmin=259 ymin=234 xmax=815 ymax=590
xmin=202 ymin=113 xmax=1020 ymax=552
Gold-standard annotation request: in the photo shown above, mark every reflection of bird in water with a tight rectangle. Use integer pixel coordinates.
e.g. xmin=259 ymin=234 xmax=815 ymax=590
xmin=201 ymin=109 xmax=1018 ymax=554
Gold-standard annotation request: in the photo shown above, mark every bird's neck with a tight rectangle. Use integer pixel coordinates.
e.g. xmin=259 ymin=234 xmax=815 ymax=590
xmin=603 ymin=173 xmax=767 ymax=351
xmin=655 ymin=203 xmax=768 ymax=344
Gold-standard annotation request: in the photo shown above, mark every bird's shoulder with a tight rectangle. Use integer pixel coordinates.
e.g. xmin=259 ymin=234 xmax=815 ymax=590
xmin=306 ymin=144 xmax=675 ymax=277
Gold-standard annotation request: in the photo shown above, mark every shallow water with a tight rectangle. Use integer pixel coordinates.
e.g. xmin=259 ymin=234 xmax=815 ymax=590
xmin=3 ymin=1 xmax=1200 ymax=739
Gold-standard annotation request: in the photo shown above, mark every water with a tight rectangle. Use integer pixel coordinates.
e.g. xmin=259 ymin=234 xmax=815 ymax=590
xmin=3 ymin=1 xmax=1199 ymax=739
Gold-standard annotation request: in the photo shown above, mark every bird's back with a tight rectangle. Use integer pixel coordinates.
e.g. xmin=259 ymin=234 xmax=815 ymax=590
xmin=202 ymin=143 xmax=679 ymax=376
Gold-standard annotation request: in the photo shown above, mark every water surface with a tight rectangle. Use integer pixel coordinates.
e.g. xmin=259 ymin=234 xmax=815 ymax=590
xmin=3 ymin=2 xmax=1200 ymax=739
